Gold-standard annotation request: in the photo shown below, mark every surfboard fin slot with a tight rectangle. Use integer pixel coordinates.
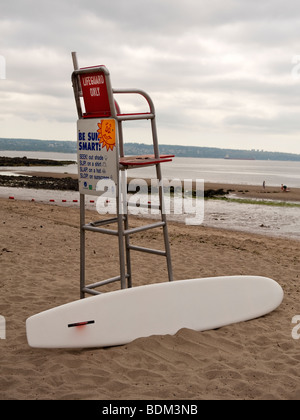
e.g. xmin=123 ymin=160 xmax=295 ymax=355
xmin=68 ymin=320 xmax=95 ymax=328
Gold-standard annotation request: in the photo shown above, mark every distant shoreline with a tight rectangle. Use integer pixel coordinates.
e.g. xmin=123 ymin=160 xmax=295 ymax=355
xmin=0 ymin=169 xmax=299 ymax=202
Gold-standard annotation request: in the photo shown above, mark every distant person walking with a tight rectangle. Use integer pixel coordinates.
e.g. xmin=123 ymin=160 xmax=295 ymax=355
xmin=263 ymin=180 xmax=266 ymax=190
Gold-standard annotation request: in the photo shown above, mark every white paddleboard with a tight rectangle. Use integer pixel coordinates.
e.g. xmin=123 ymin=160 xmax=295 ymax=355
xmin=26 ymin=276 xmax=283 ymax=349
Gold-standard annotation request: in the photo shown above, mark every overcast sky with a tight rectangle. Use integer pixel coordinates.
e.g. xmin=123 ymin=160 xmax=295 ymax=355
xmin=1 ymin=0 xmax=300 ymax=154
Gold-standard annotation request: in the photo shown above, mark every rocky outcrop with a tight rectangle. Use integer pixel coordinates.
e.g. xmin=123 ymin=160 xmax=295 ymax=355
xmin=0 ymin=175 xmax=78 ymax=191
xmin=0 ymin=156 xmax=75 ymax=167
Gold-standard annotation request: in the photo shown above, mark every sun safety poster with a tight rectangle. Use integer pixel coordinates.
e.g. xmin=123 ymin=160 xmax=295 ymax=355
xmin=77 ymin=118 xmax=118 ymax=195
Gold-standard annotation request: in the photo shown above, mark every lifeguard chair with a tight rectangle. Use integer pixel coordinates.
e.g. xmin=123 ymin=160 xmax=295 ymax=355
xmin=71 ymin=52 xmax=174 ymax=297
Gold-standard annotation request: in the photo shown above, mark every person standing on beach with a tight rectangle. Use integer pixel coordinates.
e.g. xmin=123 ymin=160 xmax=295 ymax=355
xmin=263 ymin=180 xmax=266 ymax=190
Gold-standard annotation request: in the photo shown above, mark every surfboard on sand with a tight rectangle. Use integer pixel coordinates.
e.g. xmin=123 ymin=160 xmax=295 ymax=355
xmin=26 ymin=276 xmax=283 ymax=349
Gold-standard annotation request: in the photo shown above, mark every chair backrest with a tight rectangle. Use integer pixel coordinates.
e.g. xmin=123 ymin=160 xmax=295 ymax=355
xmin=78 ymin=66 xmax=114 ymax=118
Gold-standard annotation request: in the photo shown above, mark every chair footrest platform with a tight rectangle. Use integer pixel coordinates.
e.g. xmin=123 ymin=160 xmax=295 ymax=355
xmin=120 ymin=154 xmax=174 ymax=167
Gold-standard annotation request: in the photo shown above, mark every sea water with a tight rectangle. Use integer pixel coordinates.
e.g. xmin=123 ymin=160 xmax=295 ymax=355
xmin=0 ymin=151 xmax=300 ymax=188
xmin=0 ymin=152 xmax=299 ymax=240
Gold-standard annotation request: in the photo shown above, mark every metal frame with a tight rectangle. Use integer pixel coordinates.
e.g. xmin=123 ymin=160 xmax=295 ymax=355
xmin=71 ymin=53 xmax=173 ymax=298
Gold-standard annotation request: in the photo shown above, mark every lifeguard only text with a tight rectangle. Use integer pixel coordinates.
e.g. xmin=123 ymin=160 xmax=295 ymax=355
xmin=81 ymin=75 xmax=104 ymax=98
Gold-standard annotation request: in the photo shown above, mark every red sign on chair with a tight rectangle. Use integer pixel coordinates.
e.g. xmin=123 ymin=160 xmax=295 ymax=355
xmin=80 ymin=70 xmax=111 ymax=118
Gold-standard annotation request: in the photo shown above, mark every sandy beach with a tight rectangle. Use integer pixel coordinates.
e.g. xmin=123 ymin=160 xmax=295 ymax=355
xmin=1 ymin=192 xmax=300 ymax=400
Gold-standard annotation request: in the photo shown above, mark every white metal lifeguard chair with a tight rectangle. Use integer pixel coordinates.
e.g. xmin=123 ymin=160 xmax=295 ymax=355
xmin=71 ymin=52 xmax=174 ymax=298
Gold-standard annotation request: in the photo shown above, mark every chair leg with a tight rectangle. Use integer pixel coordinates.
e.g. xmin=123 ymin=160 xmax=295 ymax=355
xmin=155 ymin=163 xmax=173 ymax=282
xmin=124 ymin=214 xmax=132 ymax=288
xmin=80 ymin=193 xmax=86 ymax=298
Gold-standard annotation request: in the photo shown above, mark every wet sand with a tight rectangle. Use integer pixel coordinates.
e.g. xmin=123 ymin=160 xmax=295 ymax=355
xmin=13 ymin=170 xmax=300 ymax=202
xmin=206 ymin=182 xmax=300 ymax=202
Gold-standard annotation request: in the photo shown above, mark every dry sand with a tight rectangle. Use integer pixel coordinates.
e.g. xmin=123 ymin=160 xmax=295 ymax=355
xmin=1 ymin=196 xmax=300 ymax=400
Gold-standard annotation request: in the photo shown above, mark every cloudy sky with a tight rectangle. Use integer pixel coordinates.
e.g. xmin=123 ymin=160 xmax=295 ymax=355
xmin=1 ymin=0 xmax=300 ymax=154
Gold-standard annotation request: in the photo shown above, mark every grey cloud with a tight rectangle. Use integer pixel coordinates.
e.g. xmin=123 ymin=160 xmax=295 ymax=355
xmin=1 ymin=0 xmax=300 ymax=152
xmin=224 ymin=111 xmax=300 ymax=133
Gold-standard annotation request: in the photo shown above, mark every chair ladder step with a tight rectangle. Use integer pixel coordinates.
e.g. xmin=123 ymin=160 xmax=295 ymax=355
xmin=128 ymin=244 xmax=166 ymax=256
